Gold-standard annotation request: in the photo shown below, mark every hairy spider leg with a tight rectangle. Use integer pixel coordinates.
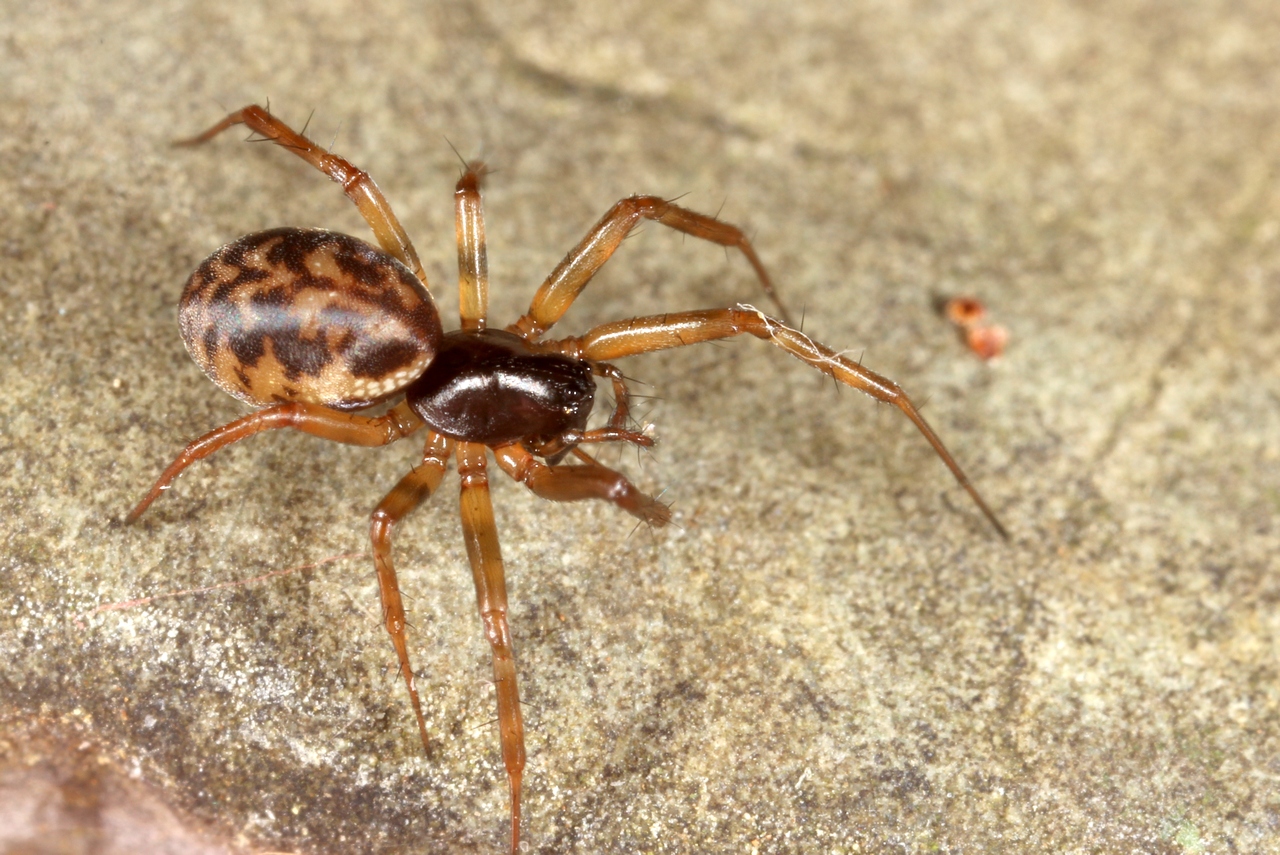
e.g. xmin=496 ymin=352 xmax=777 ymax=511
xmin=456 ymin=442 xmax=525 ymax=855
xmin=369 ymin=431 xmax=453 ymax=756
xmin=126 ymin=401 xmax=425 ymax=522
xmin=455 ymin=162 xmax=489 ymax=331
xmin=453 ymin=154 xmax=527 ymax=853
xmin=538 ymin=307 xmax=1008 ymax=538
xmin=493 ymin=443 xmax=671 ymax=526
xmin=507 ymin=196 xmax=793 ymax=340
xmin=178 ymin=105 xmax=428 ymax=286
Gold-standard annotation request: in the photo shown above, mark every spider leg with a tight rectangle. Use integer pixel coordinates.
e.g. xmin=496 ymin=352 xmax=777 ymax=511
xmin=493 ymin=443 xmax=671 ymax=526
xmin=455 ymin=442 xmax=525 ymax=855
xmin=507 ymin=196 xmax=792 ymax=340
xmin=455 ymin=162 xmax=490 ymax=330
xmin=127 ymin=401 xmax=424 ymax=522
xmin=537 ymin=307 xmax=1007 ymax=537
xmin=179 ymin=105 xmax=427 ymax=286
xmin=369 ymin=431 xmax=452 ymax=756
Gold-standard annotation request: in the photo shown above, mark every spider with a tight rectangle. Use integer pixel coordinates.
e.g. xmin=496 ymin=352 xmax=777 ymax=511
xmin=127 ymin=105 xmax=1005 ymax=854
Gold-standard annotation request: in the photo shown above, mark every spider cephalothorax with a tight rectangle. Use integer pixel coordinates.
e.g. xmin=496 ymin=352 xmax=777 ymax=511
xmin=129 ymin=105 xmax=1004 ymax=854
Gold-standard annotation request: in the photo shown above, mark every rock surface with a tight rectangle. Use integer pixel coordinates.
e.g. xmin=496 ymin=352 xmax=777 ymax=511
xmin=2 ymin=1 xmax=1277 ymax=852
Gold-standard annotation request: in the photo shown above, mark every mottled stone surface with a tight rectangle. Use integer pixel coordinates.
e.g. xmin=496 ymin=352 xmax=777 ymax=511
xmin=2 ymin=1 xmax=1277 ymax=853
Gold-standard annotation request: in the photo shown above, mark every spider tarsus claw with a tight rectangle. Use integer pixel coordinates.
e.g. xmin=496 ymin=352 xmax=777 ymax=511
xmin=172 ymin=129 xmax=219 ymax=148
xmin=642 ymin=500 xmax=673 ymax=528
xmin=968 ymin=497 xmax=1008 ymax=540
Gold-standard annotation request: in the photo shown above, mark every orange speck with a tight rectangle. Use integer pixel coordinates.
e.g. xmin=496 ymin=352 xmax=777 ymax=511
xmin=965 ymin=324 xmax=1008 ymax=360
xmin=944 ymin=296 xmax=986 ymax=328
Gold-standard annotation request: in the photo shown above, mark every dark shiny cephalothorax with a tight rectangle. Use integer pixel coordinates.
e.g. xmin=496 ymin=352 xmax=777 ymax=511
xmin=407 ymin=329 xmax=595 ymax=446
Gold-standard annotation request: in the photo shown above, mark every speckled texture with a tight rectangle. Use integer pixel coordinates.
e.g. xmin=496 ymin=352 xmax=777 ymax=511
xmin=2 ymin=1 xmax=1278 ymax=853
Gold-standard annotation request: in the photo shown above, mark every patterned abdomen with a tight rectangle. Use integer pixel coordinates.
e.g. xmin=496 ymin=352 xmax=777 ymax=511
xmin=179 ymin=228 xmax=443 ymax=410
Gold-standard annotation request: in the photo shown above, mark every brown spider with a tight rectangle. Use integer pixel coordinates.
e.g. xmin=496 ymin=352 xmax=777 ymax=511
xmin=128 ymin=106 xmax=1005 ymax=853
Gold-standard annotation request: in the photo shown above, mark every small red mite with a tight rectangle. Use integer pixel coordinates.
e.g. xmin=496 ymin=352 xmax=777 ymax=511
xmin=944 ymin=295 xmax=1008 ymax=361
xmin=128 ymin=106 xmax=1006 ymax=852
xmin=965 ymin=323 xmax=1010 ymax=360
xmin=944 ymin=295 xmax=987 ymax=328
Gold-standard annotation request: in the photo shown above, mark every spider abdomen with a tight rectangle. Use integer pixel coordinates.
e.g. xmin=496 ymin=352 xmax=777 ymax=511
xmin=406 ymin=329 xmax=595 ymax=445
xmin=179 ymin=228 xmax=443 ymax=411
